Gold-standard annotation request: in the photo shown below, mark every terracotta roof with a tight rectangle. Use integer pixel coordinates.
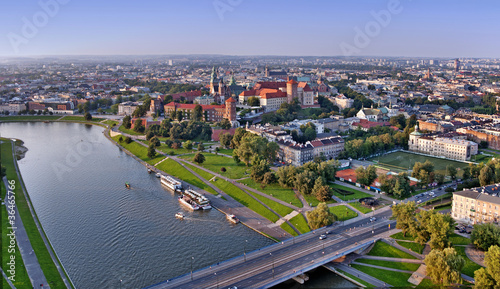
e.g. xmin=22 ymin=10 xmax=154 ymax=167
xmin=298 ymin=82 xmax=313 ymax=91
xmin=164 ymin=102 xmax=225 ymax=110
xmin=287 ymin=79 xmax=298 ymax=85
xmin=239 ymin=90 xmax=257 ymax=96
xmin=225 ymin=97 xmax=236 ymax=103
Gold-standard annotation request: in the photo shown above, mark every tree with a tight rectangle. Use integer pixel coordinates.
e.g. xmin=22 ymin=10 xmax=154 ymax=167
xmin=176 ymin=110 xmax=183 ymax=122
xmin=124 ymin=136 xmax=132 ymax=144
xmin=446 ymin=165 xmax=457 ymax=180
xmin=435 ymin=173 xmax=445 ymax=185
xmin=277 ymin=165 xmax=298 ymax=188
xmin=306 ymin=203 xmax=337 ymax=230
xmin=217 ymin=118 xmax=232 ymax=130
xmin=147 ymin=144 xmax=156 ymax=159
xmin=479 ymin=165 xmax=494 ymax=186
xmin=262 ymin=172 xmax=276 ymax=185
xmin=250 ymin=159 xmax=270 ymax=182
xmin=424 ymin=248 xmax=464 ymax=286
xmin=219 ymin=133 xmax=233 ymax=148
xmin=183 ymin=140 xmax=193 ymax=150
xmin=149 ymin=136 xmax=160 ymax=147
xmin=392 ymin=202 xmax=416 ymax=237
xmin=247 ymin=96 xmax=260 ymax=107
xmin=303 ymin=127 xmax=317 ymax=142
xmin=313 ymin=177 xmax=331 ymax=202
xmin=84 ymin=112 xmax=92 ymax=121
xmin=471 ymin=223 xmax=500 ymax=251
xmin=294 ymin=170 xmax=317 ymax=195
xmin=355 ymin=165 xmax=377 ymax=186
xmin=197 ymin=143 xmax=205 ymax=151
xmin=118 ymin=136 xmax=123 ymax=143
xmin=193 ymin=152 xmax=205 ymax=164
xmin=193 ymin=105 xmax=203 ymax=121
xmin=123 ymin=115 xmax=132 ymax=129
xmin=133 ymin=119 xmax=145 ymax=133
xmin=475 ymin=245 xmax=500 ymax=287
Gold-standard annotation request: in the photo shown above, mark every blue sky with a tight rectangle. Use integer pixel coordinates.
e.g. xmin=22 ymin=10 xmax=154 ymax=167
xmin=0 ymin=0 xmax=498 ymax=58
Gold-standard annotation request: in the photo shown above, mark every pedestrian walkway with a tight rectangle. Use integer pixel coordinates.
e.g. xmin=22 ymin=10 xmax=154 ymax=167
xmin=3 ymin=178 xmax=48 ymax=288
xmin=332 ymin=263 xmax=389 ymax=287
xmin=350 ymin=262 xmax=414 ymax=274
xmin=356 ymin=255 xmax=423 ymax=263
xmin=1 ymin=268 xmax=15 ymax=289
xmin=381 ymin=238 xmax=424 ymax=259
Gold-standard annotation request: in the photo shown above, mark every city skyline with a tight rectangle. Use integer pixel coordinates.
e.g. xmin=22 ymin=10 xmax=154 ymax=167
xmin=1 ymin=0 xmax=499 ymax=58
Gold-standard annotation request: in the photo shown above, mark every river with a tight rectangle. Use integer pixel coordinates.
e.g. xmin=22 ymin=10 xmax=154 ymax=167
xmin=0 ymin=121 xmax=356 ymax=289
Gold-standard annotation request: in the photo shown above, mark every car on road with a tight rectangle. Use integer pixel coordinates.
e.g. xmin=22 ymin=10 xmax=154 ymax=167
xmin=319 ymin=234 xmax=327 ymax=240
xmin=325 ymin=230 xmax=331 ymax=235
xmin=369 ymin=217 xmax=377 ymax=222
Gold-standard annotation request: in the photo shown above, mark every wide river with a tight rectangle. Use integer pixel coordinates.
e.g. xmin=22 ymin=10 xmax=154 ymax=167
xmin=0 ymin=122 xmax=355 ymax=288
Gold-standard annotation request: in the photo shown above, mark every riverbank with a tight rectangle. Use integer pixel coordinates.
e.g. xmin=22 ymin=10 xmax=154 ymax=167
xmin=1 ymin=138 xmax=74 ymax=288
xmin=0 ymin=115 xmax=114 ymax=129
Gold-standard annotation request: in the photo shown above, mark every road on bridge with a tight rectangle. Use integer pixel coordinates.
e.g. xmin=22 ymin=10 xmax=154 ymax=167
xmin=148 ymin=210 xmax=396 ymax=289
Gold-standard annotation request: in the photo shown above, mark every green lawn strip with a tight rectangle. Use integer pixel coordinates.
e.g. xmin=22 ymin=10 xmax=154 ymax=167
xmin=212 ymin=179 xmax=279 ymax=223
xmin=181 ymin=163 xmax=219 ymax=196
xmin=217 ymin=148 xmax=234 ymax=155
xmin=329 ymin=205 xmax=358 ymax=221
xmin=248 ymin=192 xmax=293 ymax=217
xmin=59 ymin=115 xmax=105 ymax=122
xmin=390 ymin=232 xmax=417 ymax=241
xmin=415 ymin=278 xmax=437 ymax=288
xmin=356 ymin=258 xmax=421 ymax=271
xmin=335 ymin=268 xmax=374 ymax=287
xmin=112 ymin=136 xmax=165 ymax=165
xmin=396 ymin=241 xmax=425 ymax=254
xmin=102 ymin=119 xmax=119 ymax=126
xmin=434 ymin=204 xmax=452 ymax=211
xmin=239 ymin=178 xmax=302 ymax=208
xmin=2 ymin=205 xmax=31 ymax=288
xmin=0 ymin=115 xmax=61 ymax=121
xmin=302 ymin=193 xmax=336 ymax=207
xmin=155 ymin=159 xmax=218 ymax=195
xmin=1 ymin=140 xmax=67 ymax=288
xmin=280 ymin=222 xmax=298 ymax=237
xmin=349 ymin=202 xmax=374 ymax=214
xmin=180 ymin=153 xmax=250 ymax=179
xmin=118 ymin=125 xmax=145 ymax=136
xmin=351 ymin=264 xmax=413 ymax=288
xmin=450 ymin=233 xmax=471 ymax=245
xmin=454 ymin=246 xmax=483 ymax=277
xmin=289 ymin=214 xmax=310 ymax=234
xmin=367 ymin=241 xmax=417 ymax=259
xmin=330 ymin=183 xmax=373 ymax=201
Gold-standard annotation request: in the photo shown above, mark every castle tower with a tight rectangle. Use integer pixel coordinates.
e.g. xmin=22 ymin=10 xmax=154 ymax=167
xmin=265 ymin=65 xmax=269 ymax=77
xmin=210 ymin=66 xmax=218 ymax=94
xmin=224 ymin=97 xmax=237 ymax=122
xmin=286 ymin=79 xmax=298 ymax=103
xmin=409 ymin=122 xmax=423 ymax=152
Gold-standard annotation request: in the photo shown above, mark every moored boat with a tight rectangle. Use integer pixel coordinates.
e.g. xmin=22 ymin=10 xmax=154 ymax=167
xmin=125 ymin=182 xmax=130 ymax=189
xmin=183 ymin=189 xmax=211 ymax=209
xmin=161 ymin=175 xmax=183 ymax=192
xmin=147 ymin=168 xmax=152 ymax=174
xmin=175 ymin=212 xmax=185 ymax=219
xmin=155 ymin=173 xmax=161 ymax=178
xmin=178 ymin=195 xmax=200 ymax=210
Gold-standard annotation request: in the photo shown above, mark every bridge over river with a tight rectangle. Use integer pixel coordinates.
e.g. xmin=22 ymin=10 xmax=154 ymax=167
xmin=146 ymin=210 xmax=396 ymax=289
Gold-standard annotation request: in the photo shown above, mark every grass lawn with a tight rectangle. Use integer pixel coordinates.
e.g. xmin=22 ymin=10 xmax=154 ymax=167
xmin=454 ymin=246 xmax=483 ymax=277
xmin=155 ymin=159 xmax=218 ymax=195
xmin=280 ymin=222 xmax=298 ymax=237
xmin=113 ymin=136 xmax=165 ymax=165
xmin=181 ymin=153 xmax=250 ymax=179
xmin=351 ymin=264 xmax=413 ymax=287
xmin=289 ymin=214 xmax=310 ymax=234
xmin=0 ymin=115 xmax=61 ymax=121
xmin=349 ymin=202 xmax=375 ymax=214
xmin=390 ymin=232 xmax=417 ymax=241
xmin=102 ymin=119 xmax=119 ymax=127
xmin=329 ymin=205 xmax=357 ymax=222
xmin=239 ymin=178 xmax=302 ymax=208
xmin=335 ymin=268 xmax=374 ymax=287
xmin=218 ymin=148 xmax=234 ymax=155
xmin=330 ymin=183 xmax=373 ymax=201
xmin=396 ymin=241 xmax=425 ymax=254
xmin=415 ymin=278 xmax=437 ymax=288
xmin=434 ymin=204 xmax=452 ymax=211
xmin=249 ymin=192 xmax=294 ymax=217
xmin=59 ymin=115 xmax=105 ymax=122
xmin=118 ymin=124 xmax=145 ymax=136
xmin=303 ymin=193 xmax=336 ymax=207
xmin=356 ymin=258 xmax=421 ymax=271
xmin=450 ymin=233 xmax=471 ymax=245
xmin=367 ymin=241 xmax=417 ymax=259
xmin=155 ymin=144 xmax=198 ymax=155
xmin=370 ymin=151 xmax=469 ymax=177
xmin=1 ymin=139 xmax=69 ymax=288
xmin=211 ymin=179 xmax=280 ymax=223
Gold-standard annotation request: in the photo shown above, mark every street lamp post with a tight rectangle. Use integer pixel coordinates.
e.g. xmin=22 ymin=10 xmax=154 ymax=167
xmin=190 ymin=256 xmax=194 ymax=280
xmin=270 ymin=253 xmax=275 ymax=278
xmin=120 ymin=279 xmax=122 ymax=289
xmin=214 ymin=272 xmax=219 ymax=289
xmin=244 ymin=239 xmax=248 ymax=261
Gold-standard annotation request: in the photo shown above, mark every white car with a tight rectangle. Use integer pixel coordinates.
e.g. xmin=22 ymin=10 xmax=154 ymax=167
xmin=319 ymin=234 xmax=327 ymax=240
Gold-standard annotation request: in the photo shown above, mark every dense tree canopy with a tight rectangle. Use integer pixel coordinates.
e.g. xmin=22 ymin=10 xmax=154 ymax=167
xmin=424 ymin=248 xmax=464 ymax=286
xmin=306 ymin=203 xmax=337 ymax=230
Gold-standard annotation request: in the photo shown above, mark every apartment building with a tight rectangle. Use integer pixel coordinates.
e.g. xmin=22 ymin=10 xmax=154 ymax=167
xmin=452 ymin=184 xmax=500 ymax=224
xmin=276 ymin=136 xmax=344 ymax=166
